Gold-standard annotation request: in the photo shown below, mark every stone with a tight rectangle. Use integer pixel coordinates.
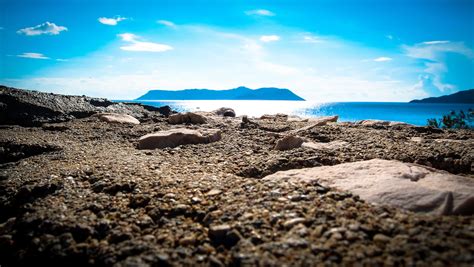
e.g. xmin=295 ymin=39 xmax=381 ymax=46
xmin=209 ymin=224 xmax=231 ymax=242
xmin=260 ymin=113 xmax=288 ymax=121
xmin=214 ymin=107 xmax=236 ymax=117
xmin=274 ymin=136 xmax=305 ymax=151
xmin=358 ymin=120 xmax=411 ymax=127
xmin=283 ymin=218 xmax=306 ymax=229
xmin=263 ymin=159 xmax=474 ymax=215
xmin=302 ymin=141 xmax=348 ymax=151
xmin=98 ymin=113 xmax=140 ymax=125
xmin=358 ymin=120 xmax=390 ymax=126
xmin=138 ymin=128 xmax=221 ymax=149
xmin=291 ymin=116 xmax=339 ymax=134
xmin=373 ymin=234 xmax=391 ymax=244
xmin=168 ymin=112 xmax=207 ymax=124
xmin=205 ymin=189 xmax=222 ymax=196
xmin=307 ymin=115 xmax=339 ymax=125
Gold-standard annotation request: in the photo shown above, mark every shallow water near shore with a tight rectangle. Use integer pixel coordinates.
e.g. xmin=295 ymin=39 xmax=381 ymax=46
xmin=116 ymin=100 xmax=473 ymax=126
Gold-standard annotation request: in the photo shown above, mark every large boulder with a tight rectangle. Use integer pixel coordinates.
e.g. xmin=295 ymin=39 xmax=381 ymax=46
xmin=168 ymin=112 xmax=207 ymax=124
xmin=274 ymin=136 xmax=305 ymax=151
xmin=138 ymin=128 xmax=221 ymax=149
xmin=263 ymin=159 xmax=474 ymax=215
xmin=214 ymin=107 xmax=236 ymax=117
xmin=98 ymin=113 xmax=140 ymax=125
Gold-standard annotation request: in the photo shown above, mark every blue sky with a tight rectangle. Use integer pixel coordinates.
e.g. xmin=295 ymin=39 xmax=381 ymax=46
xmin=0 ymin=0 xmax=473 ymax=101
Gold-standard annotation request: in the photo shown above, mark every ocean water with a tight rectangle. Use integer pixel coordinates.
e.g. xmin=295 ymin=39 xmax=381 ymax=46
xmin=118 ymin=100 xmax=473 ymax=126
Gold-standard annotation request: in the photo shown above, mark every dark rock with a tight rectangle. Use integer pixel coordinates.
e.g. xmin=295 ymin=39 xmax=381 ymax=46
xmin=0 ymin=141 xmax=62 ymax=164
xmin=0 ymin=86 xmax=174 ymax=126
xmin=214 ymin=107 xmax=236 ymax=117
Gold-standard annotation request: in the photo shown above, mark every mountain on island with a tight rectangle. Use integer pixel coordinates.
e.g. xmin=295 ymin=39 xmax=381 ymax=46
xmin=136 ymin=86 xmax=305 ymax=101
xmin=410 ymin=89 xmax=474 ymax=104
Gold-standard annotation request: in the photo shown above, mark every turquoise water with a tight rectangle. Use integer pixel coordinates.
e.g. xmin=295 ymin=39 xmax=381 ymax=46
xmin=118 ymin=100 xmax=473 ymax=126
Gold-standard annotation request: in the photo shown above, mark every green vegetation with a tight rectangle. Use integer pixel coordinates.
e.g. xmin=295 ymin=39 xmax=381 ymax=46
xmin=427 ymin=109 xmax=473 ymax=129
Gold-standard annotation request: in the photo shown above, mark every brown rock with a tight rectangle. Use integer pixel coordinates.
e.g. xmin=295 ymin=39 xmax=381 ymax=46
xmin=263 ymin=159 xmax=474 ymax=215
xmin=168 ymin=112 xmax=207 ymax=124
xmin=138 ymin=128 xmax=221 ymax=149
xmin=98 ymin=113 xmax=140 ymax=125
xmin=214 ymin=107 xmax=236 ymax=117
xmin=274 ymin=135 xmax=305 ymax=151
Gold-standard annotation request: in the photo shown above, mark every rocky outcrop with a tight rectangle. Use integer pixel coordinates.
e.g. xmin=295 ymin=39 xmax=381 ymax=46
xmin=138 ymin=128 xmax=221 ymax=149
xmin=263 ymin=159 xmax=474 ymax=215
xmin=214 ymin=107 xmax=236 ymax=117
xmin=168 ymin=112 xmax=207 ymax=124
xmin=98 ymin=113 xmax=140 ymax=125
xmin=274 ymin=135 xmax=305 ymax=151
xmin=0 ymin=86 xmax=171 ymax=126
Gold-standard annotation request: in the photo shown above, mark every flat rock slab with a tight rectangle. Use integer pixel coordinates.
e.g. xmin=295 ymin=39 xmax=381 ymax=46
xmin=358 ymin=120 xmax=411 ymax=127
xmin=99 ymin=113 xmax=140 ymax=125
xmin=291 ymin=116 xmax=339 ymax=134
xmin=302 ymin=140 xmax=348 ymax=150
xmin=138 ymin=128 xmax=221 ymax=149
xmin=263 ymin=159 xmax=474 ymax=215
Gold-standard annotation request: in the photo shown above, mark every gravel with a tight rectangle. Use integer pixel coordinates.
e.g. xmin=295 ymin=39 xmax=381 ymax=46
xmin=0 ymin=112 xmax=473 ymax=266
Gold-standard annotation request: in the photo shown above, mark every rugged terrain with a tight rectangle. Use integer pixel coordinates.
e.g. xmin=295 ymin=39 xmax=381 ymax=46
xmin=0 ymin=87 xmax=473 ymax=266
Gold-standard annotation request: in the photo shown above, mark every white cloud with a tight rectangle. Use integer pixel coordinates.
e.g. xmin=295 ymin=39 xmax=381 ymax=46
xmin=374 ymin=57 xmax=392 ymax=62
xmin=17 ymin=52 xmax=50 ymax=59
xmin=118 ymin=33 xmax=173 ymax=52
xmin=303 ymin=35 xmax=324 ymax=43
xmin=403 ymin=41 xmax=473 ymax=60
xmin=260 ymin=35 xmax=280 ymax=42
xmin=245 ymin=9 xmax=275 ymax=16
xmin=157 ymin=20 xmax=176 ymax=27
xmin=422 ymin=40 xmax=450 ymax=45
xmin=4 ymin=24 xmax=432 ymax=102
xmin=386 ymin=35 xmax=393 ymax=40
xmin=98 ymin=16 xmax=127 ymax=26
xmin=403 ymin=40 xmax=474 ymax=92
xmin=17 ymin=22 xmax=67 ymax=36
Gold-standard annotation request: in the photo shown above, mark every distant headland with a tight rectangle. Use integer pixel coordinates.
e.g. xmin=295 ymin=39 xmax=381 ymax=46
xmin=410 ymin=89 xmax=474 ymax=104
xmin=136 ymin=86 xmax=305 ymax=101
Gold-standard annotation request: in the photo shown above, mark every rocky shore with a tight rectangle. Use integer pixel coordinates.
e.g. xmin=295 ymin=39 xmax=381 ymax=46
xmin=0 ymin=86 xmax=473 ymax=266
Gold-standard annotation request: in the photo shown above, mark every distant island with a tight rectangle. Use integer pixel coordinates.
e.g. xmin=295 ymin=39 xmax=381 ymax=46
xmin=136 ymin=86 xmax=305 ymax=101
xmin=410 ymin=89 xmax=474 ymax=104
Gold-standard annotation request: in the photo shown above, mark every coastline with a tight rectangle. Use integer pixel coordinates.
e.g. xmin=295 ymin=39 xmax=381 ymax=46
xmin=1 ymin=86 xmax=473 ymax=266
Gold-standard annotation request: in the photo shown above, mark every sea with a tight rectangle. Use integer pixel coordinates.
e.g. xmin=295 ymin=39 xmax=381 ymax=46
xmin=117 ymin=100 xmax=474 ymax=126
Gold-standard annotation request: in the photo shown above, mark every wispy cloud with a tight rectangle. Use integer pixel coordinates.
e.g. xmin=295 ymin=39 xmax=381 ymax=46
xmin=245 ymin=9 xmax=275 ymax=16
xmin=260 ymin=35 xmax=280 ymax=42
xmin=17 ymin=22 xmax=67 ymax=36
xmin=422 ymin=40 xmax=450 ymax=45
xmin=386 ymin=35 xmax=393 ymax=40
xmin=403 ymin=40 xmax=474 ymax=92
xmin=17 ymin=52 xmax=50 ymax=59
xmin=98 ymin=16 xmax=127 ymax=26
xmin=374 ymin=57 xmax=392 ymax=62
xmin=157 ymin=20 xmax=176 ymax=27
xmin=302 ymin=35 xmax=324 ymax=43
xmin=118 ymin=33 xmax=173 ymax=52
